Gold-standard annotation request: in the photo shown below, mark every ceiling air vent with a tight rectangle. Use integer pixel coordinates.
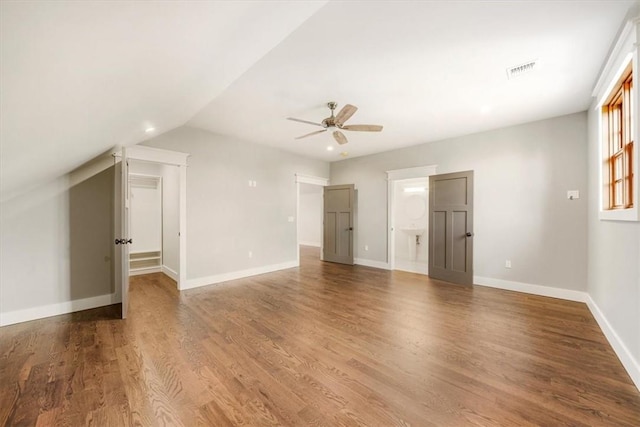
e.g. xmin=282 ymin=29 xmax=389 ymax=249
xmin=506 ymin=60 xmax=538 ymax=79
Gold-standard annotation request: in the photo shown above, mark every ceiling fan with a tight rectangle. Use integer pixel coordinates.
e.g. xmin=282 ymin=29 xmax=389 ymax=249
xmin=287 ymin=102 xmax=383 ymax=145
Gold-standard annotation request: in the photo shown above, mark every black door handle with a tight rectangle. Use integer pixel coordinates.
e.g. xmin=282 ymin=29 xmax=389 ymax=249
xmin=466 ymin=232 xmax=473 ymax=237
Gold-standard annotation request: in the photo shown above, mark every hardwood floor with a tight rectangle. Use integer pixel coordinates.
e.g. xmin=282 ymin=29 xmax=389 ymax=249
xmin=2 ymin=246 xmax=639 ymax=426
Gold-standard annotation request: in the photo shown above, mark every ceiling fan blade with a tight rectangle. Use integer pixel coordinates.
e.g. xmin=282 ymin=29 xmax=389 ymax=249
xmin=295 ymin=129 xmax=327 ymax=140
xmin=333 ymin=130 xmax=348 ymax=145
xmin=334 ymin=104 xmax=358 ymax=126
xmin=287 ymin=117 xmax=325 ymax=128
xmin=341 ymin=124 xmax=383 ymax=132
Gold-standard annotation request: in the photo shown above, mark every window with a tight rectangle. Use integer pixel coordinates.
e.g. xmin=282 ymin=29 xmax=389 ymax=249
xmin=602 ymin=63 xmax=635 ymax=212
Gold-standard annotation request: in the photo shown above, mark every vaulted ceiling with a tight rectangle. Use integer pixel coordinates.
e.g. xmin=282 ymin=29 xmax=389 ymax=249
xmin=1 ymin=0 xmax=635 ymax=202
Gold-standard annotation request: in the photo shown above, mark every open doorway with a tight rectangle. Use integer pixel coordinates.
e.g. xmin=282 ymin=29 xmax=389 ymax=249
xmin=386 ymin=165 xmax=437 ymax=273
xmin=295 ymin=174 xmax=329 ymax=264
xmin=298 ymin=183 xmax=322 ymax=247
xmin=392 ymin=177 xmax=429 ymax=274
xmin=114 ymin=145 xmax=188 ymax=319
xmin=128 ymin=161 xmax=180 ymax=283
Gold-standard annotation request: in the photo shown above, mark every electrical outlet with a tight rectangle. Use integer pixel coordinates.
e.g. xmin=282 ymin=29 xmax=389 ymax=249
xmin=364 ymin=245 xmax=369 ymax=251
xmin=505 ymin=260 xmax=512 ymax=268
xmin=248 ymin=251 xmax=253 ymax=259
xmin=567 ymin=190 xmax=579 ymax=200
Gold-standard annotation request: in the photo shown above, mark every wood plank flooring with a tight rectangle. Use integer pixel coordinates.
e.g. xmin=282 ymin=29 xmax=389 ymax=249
xmin=1 ymin=246 xmax=639 ymax=426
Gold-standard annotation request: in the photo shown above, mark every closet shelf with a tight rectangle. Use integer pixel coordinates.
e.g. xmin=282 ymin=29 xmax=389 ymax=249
xmin=130 ymin=255 xmax=161 ymax=262
xmin=130 ymin=250 xmax=162 ymax=272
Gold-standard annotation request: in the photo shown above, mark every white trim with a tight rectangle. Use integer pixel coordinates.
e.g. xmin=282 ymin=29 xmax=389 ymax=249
xmin=594 ymin=14 xmax=639 ymax=222
xmin=354 ymin=258 xmax=391 ymax=270
xmin=473 ymin=276 xmax=588 ymax=302
xmin=115 ymin=145 xmax=189 ymax=166
xmin=599 ymin=207 xmax=639 ymax=221
xmin=299 ymin=241 xmax=321 ymax=247
xmin=586 ymin=295 xmax=640 ymax=391
xmin=178 ymin=165 xmax=187 ymax=289
xmin=0 ymin=293 xmax=119 ymax=327
xmin=183 ymin=261 xmax=299 ymax=290
xmin=592 ymin=16 xmax=639 ymax=98
xmin=162 ymin=265 xmax=179 ymax=282
xmin=295 ymin=173 xmax=329 ymax=186
xmin=386 ymin=165 xmax=438 ymax=181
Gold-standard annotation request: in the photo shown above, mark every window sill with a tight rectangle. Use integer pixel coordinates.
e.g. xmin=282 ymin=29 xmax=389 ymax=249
xmin=599 ymin=207 xmax=639 ymax=221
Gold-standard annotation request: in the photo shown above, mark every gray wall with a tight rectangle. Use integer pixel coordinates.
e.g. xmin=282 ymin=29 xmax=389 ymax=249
xmin=587 ymin=105 xmax=640 ymax=365
xmin=331 ymin=112 xmax=588 ymax=291
xmin=144 ymin=126 xmax=329 ymax=280
xmin=1 ymin=167 xmax=114 ymax=315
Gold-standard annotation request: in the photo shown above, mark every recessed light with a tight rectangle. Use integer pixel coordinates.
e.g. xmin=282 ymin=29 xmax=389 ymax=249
xmin=327 ymin=146 xmax=334 ymax=151
xmin=480 ymin=105 xmax=492 ymax=114
xmin=145 ymin=127 xmax=156 ymax=133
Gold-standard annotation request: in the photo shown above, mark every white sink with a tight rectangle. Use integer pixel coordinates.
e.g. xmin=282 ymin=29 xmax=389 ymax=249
xmin=401 ymin=228 xmax=425 ymax=237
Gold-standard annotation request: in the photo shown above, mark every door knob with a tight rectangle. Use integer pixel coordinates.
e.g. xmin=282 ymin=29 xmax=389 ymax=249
xmin=465 ymin=232 xmax=473 ymax=237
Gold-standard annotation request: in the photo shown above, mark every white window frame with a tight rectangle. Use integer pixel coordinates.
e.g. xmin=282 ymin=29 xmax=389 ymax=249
xmin=593 ymin=18 xmax=639 ymax=222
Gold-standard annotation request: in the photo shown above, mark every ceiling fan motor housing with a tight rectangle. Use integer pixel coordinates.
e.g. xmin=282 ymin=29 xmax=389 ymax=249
xmin=323 ymin=102 xmax=338 ymax=128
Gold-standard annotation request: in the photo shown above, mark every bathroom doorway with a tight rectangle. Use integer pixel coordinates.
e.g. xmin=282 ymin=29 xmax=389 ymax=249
xmin=392 ymin=178 xmax=429 ymax=274
xmin=386 ymin=165 xmax=437 ymax=274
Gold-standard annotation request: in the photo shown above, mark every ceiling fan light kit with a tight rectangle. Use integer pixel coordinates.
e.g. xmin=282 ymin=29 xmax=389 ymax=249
xmin=287 ymin=102 xmax=383 ymax=145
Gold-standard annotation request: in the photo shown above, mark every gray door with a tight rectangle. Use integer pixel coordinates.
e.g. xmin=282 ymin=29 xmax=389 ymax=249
xmin=428 ymin=171 xmax=473 ymax=285
xmin=323 ymin=184 xmax=355 ymax=265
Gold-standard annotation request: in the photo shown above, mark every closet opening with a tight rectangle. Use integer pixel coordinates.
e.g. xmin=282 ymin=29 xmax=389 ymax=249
xmin=128 ymin=160 xmax=180 ymax=284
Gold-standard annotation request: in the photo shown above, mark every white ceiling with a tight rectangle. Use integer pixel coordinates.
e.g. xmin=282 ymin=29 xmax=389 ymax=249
xmin=0 ymin=0 xmax=327 ymax=201
xmin=1 ymin=1 xmax=634 ymax=201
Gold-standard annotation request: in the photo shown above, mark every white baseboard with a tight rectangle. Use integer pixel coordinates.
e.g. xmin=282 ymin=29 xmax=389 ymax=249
xmin=472 ymin=276 xmax=638 ymax=391
xmin=473 ymin=276 xmax=588 ymax=303
xmin=354 ymin=258 xmax=391 ymax=270
xmin=298 ymin=241 xmax=320 ymax=247
xmin=162 ymin=265 xmax=179 ymax=282
xmin=0 ymin=293 xmax=119 ymax=327
xmin=183 ymin=260 xmax=299 ymax=290
xmin=586 ymin=296 xmax=640 ymax=391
